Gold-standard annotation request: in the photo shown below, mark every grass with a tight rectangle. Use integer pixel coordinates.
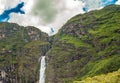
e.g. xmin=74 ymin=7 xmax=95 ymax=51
xmin=73 ymin=69 xmax=120 ymax=83
xmin=60 ymin=35 xmax=92 ymax=48
xmin=24 ymin=40 xmax=49 ymax=48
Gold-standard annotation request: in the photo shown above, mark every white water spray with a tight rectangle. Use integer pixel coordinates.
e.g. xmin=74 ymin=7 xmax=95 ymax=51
xmin=39 ymin=56 xmax=46 ymax=83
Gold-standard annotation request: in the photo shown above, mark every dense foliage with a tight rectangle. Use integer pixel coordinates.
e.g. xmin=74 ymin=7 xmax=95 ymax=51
xmin=74 ymin=69 xmax=120 ymax=83
xmin=0 ymin=5 xmax=120 ymax=83
xmin=0 ymin=22 xmax=50 ymax=83
xmin=46 ymin=5 xmax=120 ymax=83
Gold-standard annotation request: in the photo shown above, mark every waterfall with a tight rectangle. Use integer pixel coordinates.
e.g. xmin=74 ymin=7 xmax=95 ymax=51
xmin=39 ymin=56 xmax=46 ymax=83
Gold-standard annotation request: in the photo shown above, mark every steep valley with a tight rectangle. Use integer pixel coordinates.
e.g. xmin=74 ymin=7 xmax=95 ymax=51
xmin=0 ymin=5 xmax=120 ymax=83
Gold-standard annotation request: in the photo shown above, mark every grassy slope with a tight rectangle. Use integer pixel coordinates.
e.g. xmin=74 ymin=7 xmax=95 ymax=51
xmin=73 ymin=69 xmax=120 ymax=83
xmin=46 ymin=5 xmax=120 ymax=83
xmin=0 ymin=22 xmax=49 ymax=83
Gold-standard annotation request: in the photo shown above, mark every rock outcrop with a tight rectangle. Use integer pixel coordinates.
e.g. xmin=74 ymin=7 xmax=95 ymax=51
xmin=0 ymin=5 xmax=120 ymax=83
xmin=0 ymin=22 xmax=50 ymax=83
xmin=45 ymin=5 xmax=120 ymax=83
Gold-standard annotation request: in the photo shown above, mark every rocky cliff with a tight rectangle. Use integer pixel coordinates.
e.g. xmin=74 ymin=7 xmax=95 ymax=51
xmin=0 ymin=22 xmax=50 ymax=83
xmin=45 ymin=5 xmax=120 ymax=83
xmin=0 ymin=5 xmax=120 ymax=83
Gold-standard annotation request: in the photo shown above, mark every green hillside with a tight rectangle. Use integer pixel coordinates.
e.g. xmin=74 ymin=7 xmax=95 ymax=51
xmin=0 ymin=22 xmax=50 ymax=83
xmin=0 ymin=5 xmax=120 ymax=83
xmin=45 ymin=5 xmax=120 ymax=83
xmin=73 ymin=69 xmax=120 ymax=83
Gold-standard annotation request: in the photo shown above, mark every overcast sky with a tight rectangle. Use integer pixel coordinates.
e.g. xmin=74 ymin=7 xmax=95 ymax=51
xmin=0 ymin=0 xmax=120 ymax=35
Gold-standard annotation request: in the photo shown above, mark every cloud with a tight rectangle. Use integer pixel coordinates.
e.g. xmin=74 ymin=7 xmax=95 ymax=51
xmin=81 ymin=0 xmax=118 ymax=12
xmin=0 ymin=0 xmax=119 ymax=35
xmin=0 ymin=2 xmax=25 ymax=22
xmin=116 ymin=0 xmax=120 ymax=4
xmin=32 ymin=0 xmax=57 ymax=23
xmin=47 ymin=0 xmax=84 ymax=34
xmin=8 ymin=0 xmax=85 ymax=35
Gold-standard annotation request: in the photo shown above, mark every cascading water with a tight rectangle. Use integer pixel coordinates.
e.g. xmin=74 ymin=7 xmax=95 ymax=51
xmin=39 ymin=56 xmax=46 ymax=83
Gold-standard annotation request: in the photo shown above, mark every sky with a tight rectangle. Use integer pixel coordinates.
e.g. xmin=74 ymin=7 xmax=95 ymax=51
xmin=0 ymin=0 xmax=120 ymax=35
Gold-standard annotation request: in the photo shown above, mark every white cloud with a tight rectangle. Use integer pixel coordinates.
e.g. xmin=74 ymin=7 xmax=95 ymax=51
xmin=4 ymin=0 xmax=85 ymax=35
xmin=116 ymin=0 xmax=120 ymax=4
xmin=0 ymin=0 xmax=19 ymax=9
xmin=0 ymin=1 xmax=4 ymax=14
xmin=22 ymin=0 xmax=34 ymax=13
xmin=66 ymin=0 xmax=84 ymax=9
xmin=0 ymin=0 xmax=119 ymax=35
xmin=46 ymin=0 xmax=85 ymax=34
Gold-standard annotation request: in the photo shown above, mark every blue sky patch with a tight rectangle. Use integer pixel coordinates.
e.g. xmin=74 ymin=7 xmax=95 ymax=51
xmin=0 ymin=2 xmax=25 ymax=22
xmin=102 ymin=0 xmax=118 ymax=6
xmin=82 ymin=0 xmax=118 ymax=12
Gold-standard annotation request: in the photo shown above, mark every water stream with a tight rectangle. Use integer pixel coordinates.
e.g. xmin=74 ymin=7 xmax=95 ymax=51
xmin=39 ymin=56 xmax=46 ymax=83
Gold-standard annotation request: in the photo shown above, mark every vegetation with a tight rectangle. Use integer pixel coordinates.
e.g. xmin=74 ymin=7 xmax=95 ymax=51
xmin=0 ymin=22 xmax=49 ymax=83
xmin=73 ymin=69 xmax=120 ymax=83
xmin=0 ymin=5 xmax=120 ymax=83
xmin=46 ymin=5 xmax=120 ymax=83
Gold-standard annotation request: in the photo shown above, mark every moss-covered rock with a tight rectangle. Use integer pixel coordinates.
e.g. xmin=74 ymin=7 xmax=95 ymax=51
xmin=0 ymin=22 xmax=50 ymax=83
xmin=0 ymin=5 xmax=120 ymax=83
xmin=46 ymin=5 xmax=120 ymax=83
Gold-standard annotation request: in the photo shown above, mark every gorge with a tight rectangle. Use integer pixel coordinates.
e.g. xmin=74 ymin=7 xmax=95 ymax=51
xmin=0 ymin=5 xmax=120 ymax=83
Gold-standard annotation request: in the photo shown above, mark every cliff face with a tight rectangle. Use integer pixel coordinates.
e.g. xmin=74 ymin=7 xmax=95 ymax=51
xmin=0 ymin=23 xmax=50 ymax=83
xmin=0 ymin=5 xmax=120 ymax=83
xmin=45 ymin=5 xmax=120 ymax=83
